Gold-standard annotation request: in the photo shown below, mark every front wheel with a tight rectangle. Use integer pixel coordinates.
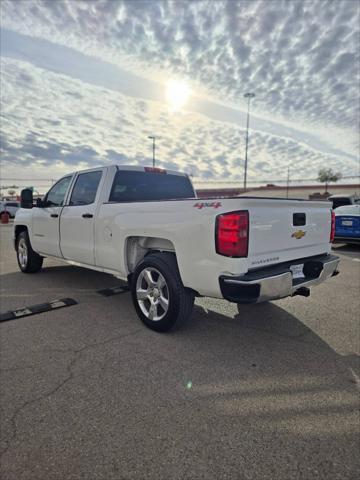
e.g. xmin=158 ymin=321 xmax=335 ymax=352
xmin=16 ymin=231 xmax=43 ymax=273
xmin=131 ymin=252 xmax=194 ymax=332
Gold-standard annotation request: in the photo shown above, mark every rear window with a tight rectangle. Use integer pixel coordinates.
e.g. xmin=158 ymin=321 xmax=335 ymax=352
xmin=331 ymin=198 xmax=352 ymax=209
xmin=109 ymin=170 xmax=195 ymax=202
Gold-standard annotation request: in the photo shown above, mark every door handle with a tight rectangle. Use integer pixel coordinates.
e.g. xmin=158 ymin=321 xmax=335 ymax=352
xmin=82 ymin=213 xmax=93 ymax=219
xmin=50 ymin=213 xmax=59 ymax=218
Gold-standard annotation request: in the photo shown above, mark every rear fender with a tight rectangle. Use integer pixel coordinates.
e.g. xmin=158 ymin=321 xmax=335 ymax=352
xmin=126 ymin=236 xmax=175 ymax=272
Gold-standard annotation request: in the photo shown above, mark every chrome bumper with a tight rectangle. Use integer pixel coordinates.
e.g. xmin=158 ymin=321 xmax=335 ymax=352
xmin=220 ymin=255 xmax=340 ymax=304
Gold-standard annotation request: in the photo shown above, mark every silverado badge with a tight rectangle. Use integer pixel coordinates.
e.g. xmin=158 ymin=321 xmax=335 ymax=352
xmin=292 ymin=230 xmax=306 ymax=239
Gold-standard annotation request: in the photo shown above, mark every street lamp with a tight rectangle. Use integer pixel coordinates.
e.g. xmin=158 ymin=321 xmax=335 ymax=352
xmin=148 ymin=136 xmax=156 ymax=167
xmin=243 ymin=92 xmax=255 ymax=190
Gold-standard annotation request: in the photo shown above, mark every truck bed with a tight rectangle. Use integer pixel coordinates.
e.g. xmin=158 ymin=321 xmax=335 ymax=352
xmin=96 ymin=196 xmax=332 ymax=298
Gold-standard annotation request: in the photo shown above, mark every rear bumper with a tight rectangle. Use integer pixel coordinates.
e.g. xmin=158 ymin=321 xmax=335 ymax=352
xmin=334 ymin=236 xmax=360 ymax=244
xmin=219 ymin=254 xmax=340 ymax=304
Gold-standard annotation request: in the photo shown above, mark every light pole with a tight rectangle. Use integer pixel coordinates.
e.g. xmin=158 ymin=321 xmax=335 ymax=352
xmin=286 ymin=165 xmax=290 ymax=198
xmin=243 ymin=92 xmax=255 ymax=191
xmin=148 ymin=136 xmax=156 ymax=167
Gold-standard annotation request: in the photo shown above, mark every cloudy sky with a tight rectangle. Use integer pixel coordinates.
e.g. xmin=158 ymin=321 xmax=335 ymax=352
xmin=0 ymin=0 xmax=359 ymax=191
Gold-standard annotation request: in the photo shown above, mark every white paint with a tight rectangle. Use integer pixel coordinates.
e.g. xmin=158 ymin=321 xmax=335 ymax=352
xmin=50 ymin=301 xmax=67 ymax=308
xmin=14 ymin=308 xmax=32 ymax=317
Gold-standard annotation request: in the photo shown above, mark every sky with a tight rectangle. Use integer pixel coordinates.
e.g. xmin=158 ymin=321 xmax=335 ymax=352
xmin=0 ymin=0 xmax=359 ymax=191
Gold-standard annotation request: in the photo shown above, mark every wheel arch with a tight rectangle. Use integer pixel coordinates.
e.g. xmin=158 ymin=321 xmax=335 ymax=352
xmin=125 ymin=236 xmax=176 ymax=274
xmin=126 ymin=238 xmax=200 ymax=297
xmin=15 ymin=225 xmax=28 ymax=241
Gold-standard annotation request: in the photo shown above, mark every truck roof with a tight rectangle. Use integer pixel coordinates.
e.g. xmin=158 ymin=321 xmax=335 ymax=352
xmin=68 ymin=165 xmax=189 ymax=177
xmin=117 ymin=165 xmax=188 ymax=176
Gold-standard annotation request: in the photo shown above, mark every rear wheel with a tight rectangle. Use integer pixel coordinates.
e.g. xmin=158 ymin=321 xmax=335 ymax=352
xmin=131 ymin=252 xmax=194 ymax=332
xmin=16 ymin=231 xmax=43 ymax=273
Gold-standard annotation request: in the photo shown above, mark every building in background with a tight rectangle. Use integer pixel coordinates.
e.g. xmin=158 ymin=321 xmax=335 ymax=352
xmin=196 ymin=184 xmax=360 ymax=200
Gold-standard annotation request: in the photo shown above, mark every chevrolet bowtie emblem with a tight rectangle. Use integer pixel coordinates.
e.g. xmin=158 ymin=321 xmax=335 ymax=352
xmin=292 ymin=230 xmax=306 ymax=239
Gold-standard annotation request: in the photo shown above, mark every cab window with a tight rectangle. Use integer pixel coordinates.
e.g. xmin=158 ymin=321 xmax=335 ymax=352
xmin=69 ymin=171 xmax=102 ymax=206
xmin=46 ymin=176 xmax=72 ymax=207
xmin=109 ymin=170 xmax=195 ymax=202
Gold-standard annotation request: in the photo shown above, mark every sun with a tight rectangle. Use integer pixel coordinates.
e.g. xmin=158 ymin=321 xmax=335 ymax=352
xmin=165 ymin=79 xmax=191 ymax=111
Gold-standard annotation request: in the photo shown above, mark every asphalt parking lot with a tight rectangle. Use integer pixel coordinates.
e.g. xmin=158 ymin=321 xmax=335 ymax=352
xmin=0 ymin=223 xmax=359 ymax=480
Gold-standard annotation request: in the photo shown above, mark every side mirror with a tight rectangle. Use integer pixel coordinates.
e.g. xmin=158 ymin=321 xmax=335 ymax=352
xmin=20 ymin=189 xmax=34 ymax=209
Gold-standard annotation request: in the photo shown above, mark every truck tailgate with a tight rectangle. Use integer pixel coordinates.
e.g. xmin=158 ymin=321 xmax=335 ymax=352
xmin=246 ymin=199 xmax=332 ymax=269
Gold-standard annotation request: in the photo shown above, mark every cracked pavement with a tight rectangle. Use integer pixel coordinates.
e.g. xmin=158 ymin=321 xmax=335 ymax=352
xmin=0 ymin=224 xmax=359 ymax=479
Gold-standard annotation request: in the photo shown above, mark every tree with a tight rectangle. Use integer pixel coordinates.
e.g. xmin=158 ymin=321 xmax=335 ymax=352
xmin=317 ymin=168 xmax=342 ymax=194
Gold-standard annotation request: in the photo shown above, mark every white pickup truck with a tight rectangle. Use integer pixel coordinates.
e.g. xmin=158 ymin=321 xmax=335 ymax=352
xmin=15 ymin=165 xmax=339 ymax=331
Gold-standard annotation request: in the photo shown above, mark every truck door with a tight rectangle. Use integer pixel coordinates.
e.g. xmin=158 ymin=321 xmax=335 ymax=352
xmin=32 ymin=175 xmax=73 ymax=257
xmin=60 ymin=169 xmax=104 ymax=265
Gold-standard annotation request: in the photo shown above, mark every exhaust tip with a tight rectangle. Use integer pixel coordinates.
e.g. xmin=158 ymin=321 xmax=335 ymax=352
xmin=293 ymin=287 xmax=310 ymax=298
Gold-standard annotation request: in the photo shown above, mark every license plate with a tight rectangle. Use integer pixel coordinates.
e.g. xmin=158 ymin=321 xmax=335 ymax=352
xmin=290 ymin=264 xmax=304 ymax=279
xmin=342 ymin=220 xmax=353 ymax=226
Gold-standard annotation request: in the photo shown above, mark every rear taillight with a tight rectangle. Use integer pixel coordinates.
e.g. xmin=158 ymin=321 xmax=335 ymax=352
xmin=330 ymin=210 xmax=335 ymax=242
xmin=216 ymin=211 xmax=249 ymax=257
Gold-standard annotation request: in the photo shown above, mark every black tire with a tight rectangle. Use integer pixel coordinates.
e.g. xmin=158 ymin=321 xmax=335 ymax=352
xmin=131 ymin=252 xmax=194 ymax=332
xmin=16 ymin=231 xmax=43 ymax=273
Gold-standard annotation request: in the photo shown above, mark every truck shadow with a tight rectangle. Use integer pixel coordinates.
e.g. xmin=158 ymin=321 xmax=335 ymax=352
xmin=189 ymin=301 xmax=359 ymax=367
xmin=0 ymin=265 xmax=359 ymax=478
xmin=1 ymin=264 xmax=358 ymax=359
xmin=0 ymin=264 xmax=122 ymax=301
xmin=175 ymin=302 xmax=359 ymax=469
xmin=0 ymin=263 xmax=358 ymax=364
xmin=194 ymin=301 xmax=313 ymax=338
xmin=332 ymin=243 xmax=360 ymax=258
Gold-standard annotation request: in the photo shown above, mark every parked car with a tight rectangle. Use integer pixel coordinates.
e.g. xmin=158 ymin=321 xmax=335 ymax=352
xmin=328 ymin=194 xmax=359 ymax=209
xmin=14 ymin=165 xmax=339 ymax=332
xmin=0 ymin=201 xmax=20 ymax=218
xmin=334 ymin=205 xmax=360 ymax=244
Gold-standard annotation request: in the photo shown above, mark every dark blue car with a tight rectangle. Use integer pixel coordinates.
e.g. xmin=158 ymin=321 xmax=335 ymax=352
xmin=334 ymin=205 xmax=360 ymax=244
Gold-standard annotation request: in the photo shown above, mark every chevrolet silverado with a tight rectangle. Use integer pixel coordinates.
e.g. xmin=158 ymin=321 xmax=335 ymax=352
xmin=14 ymin=165 xmax=339 ymax=331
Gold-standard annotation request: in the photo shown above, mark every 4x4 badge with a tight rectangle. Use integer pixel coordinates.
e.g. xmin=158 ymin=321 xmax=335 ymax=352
xmin=193 ymin=202 xmax=222 ymax=209
xmin=292 ymin=230 xmax=306 ymax=239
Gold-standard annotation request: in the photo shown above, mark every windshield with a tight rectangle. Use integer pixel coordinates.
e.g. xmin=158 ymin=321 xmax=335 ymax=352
xmin=331 ymin=198 xmax=352 ymax=209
